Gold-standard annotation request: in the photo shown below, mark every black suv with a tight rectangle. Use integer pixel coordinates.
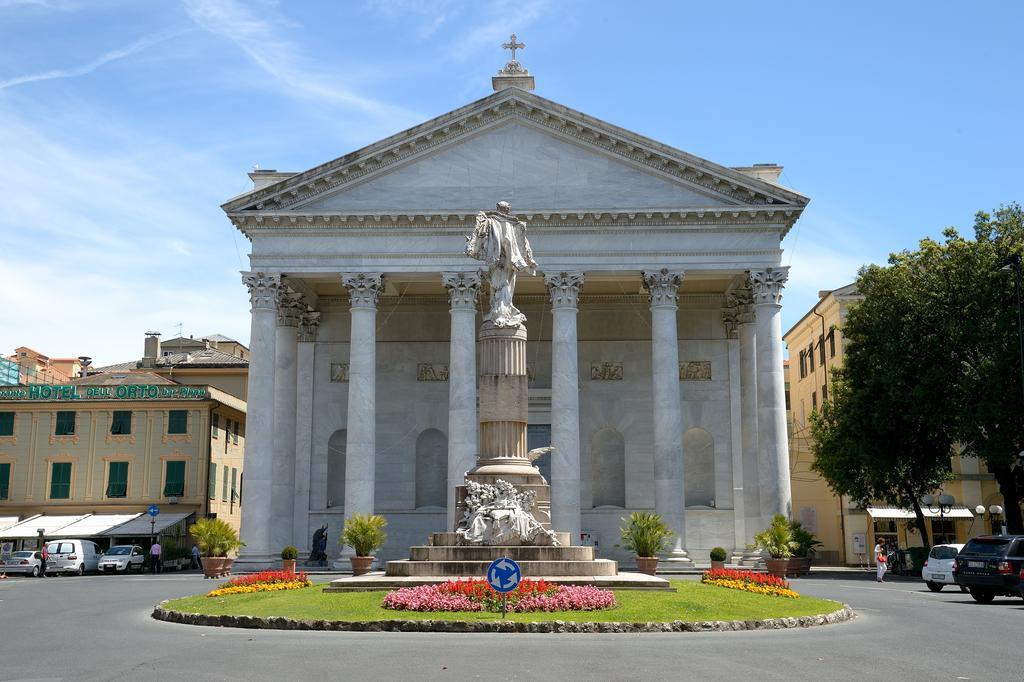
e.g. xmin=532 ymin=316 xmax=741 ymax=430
xmin=953 ymin=535 xmax=1024 ymax=603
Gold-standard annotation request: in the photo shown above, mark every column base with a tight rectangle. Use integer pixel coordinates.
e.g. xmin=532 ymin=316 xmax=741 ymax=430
xmin=661 ymin=548 xmax=695 ymax=567
xmin=233 ymin=552 xmax=281 ymax=572
xmin=739 ymin=549 xmax=767 ymax=567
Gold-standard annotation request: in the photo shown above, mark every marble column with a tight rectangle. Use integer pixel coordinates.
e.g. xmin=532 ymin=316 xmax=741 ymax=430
xmin=722 ymin=298 xmax=746 ymax=559
xmin=341 ymin=273 xmax=383 ymax=530
xmin=293 ymin=308 xmax=320 ymax=551
xmin=442 ymin=272 xmax=481 ymax=530
xmin=545 ymin=271 xmax=584 ymax=541
xmin=271 ymin=284 xmax=303 ymax=553
xmin=736 ymin=290 xmax=764 ymax=563
xmin=643 ymin=268 xmax=690 ymax=561
xmin=237 ymin=271 xmax=281 ymax=567
xmin=750 ymin=267 xmax=792 ymax=521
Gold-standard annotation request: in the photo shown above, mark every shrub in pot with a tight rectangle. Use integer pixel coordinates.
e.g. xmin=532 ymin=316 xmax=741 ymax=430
xmin=188 ymin=518 xmax=245 ymax=579
xmin=709 ymin=546 xmax=727 ymax=570
xmin=340 ymin=513 xmax=387 ymax=576
xmin=619 ymin=511 xmax=674 ymax=576
xmin=749 ymin=514 xmax=797 ymax=578
xmin=281 ymin=545 xmax=299 ymax=574
xmin=788 ymin=520 xmax=821 ymax=576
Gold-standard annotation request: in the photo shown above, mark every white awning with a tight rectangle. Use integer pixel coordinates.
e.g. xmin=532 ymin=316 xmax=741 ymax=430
xmin=103 ymin=511 xmax=193 ymax=536
xmin=0 ymin=515 xmax=28 ymax=532
xmin=50 ymin=513 xmax=142 ymax=537
xmin=867 ymin=505 xmax=975 ymax=520
xmin=0 ymin=514 xmax=90 ymax=539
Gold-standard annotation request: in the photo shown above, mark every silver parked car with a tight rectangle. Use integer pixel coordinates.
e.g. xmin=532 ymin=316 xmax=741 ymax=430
xmin=97 ymin=545 xmax=146 ymax=573
xmin=4 ymin=551 xmax=43 ymax=577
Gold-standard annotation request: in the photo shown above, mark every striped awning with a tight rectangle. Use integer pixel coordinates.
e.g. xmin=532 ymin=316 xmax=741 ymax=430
xmin=866 ymin=505 xmax=975 ymax=519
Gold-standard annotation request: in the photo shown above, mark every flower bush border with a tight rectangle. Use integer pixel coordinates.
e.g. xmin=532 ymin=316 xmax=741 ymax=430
xmin=382 ymin=578 xmax=616 ymax=613
xmin=207 ymin=570 xmax=313 ymax=598
xmin=701 ymin=568 xmax=800 ymax=599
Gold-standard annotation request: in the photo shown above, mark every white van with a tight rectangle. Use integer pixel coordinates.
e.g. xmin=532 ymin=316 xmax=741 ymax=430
xmin=44 ymin=539 xmax=102 ymax=575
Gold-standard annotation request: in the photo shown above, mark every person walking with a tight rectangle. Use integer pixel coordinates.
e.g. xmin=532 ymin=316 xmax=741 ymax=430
xmin=39 ymin=541 xmax=48 ymax=578
xmin=150 ymin=538 xmax=162 ymax=575
xmin=190 ymin=543 xmax=201 ymax=570
xmin=875 ymin=540 xmax=888 ymax=582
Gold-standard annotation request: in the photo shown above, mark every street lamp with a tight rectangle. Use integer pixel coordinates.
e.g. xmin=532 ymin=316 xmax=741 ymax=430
xmin=923 ymin=494 xmax=956 ymax=545
xmin=975 ymin=504 xmax=1005 ymax=535
xmin=1000 ymin=254 xmax=1024 ymax=406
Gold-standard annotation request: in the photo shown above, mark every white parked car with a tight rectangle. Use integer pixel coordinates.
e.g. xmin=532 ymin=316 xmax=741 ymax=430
xmin=97 ymin=545 xmax=146 ymax=573
xmin=44 ymin=539 xmax=101 ymax=576
xmin=4 ymin=551 xmax=43 ymax=576
xmin=922 ymin=543 xmax=966 ymax=592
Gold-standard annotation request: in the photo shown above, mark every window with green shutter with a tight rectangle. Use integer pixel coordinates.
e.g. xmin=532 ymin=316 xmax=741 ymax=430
xmin=0 ymin=412 xmax=14 ymax=436
xmin=0 ymin=462 xmax=10 ymax=500
xmin=106 ymin=461 xmax=128 ymax=498
xmin=232 ymin=422 xmax=239 ymax=445
xmin=163 ymin=461 xmax=185 ymax=497
xmin=110 ymin=411 xmax=132 ymax=435
xmin=211 ymin=413 xmax=220 ymax=439
xmin=55 ymin=411 xmax=75 ymax=436
xmin=231 ymin=467 xmax=238 ymax=503
xmin=167 ymin=410 xmax=187 ymax=435
xmin=50 ymin=462 xmax=72 ymax=499
xmin=222 ymin=465 xmax=228 ymax=502
xmin=208 ymin=462 xmax=217 ymax=499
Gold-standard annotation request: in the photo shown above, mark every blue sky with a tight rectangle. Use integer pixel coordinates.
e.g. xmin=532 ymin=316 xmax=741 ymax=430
xmin=1 ymin=0 xmax=1021 ymax=365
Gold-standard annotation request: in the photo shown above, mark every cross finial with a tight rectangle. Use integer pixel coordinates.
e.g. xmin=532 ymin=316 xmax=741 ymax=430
xmin=502 ymin=34 xmax=525 ymax=62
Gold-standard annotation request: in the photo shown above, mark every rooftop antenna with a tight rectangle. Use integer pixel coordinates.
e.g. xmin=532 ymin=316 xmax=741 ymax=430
xmin=175 ymin=322 xmax=183 ymax=338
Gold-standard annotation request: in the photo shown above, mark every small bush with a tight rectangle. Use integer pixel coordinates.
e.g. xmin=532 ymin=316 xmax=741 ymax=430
xmin=281 ymin=546 xmax=299 ymax=560
xmin=709 ymin=546 xmax=727 ymax=562
xmin=749 ymin=514 xmax=798 ymax=559
xmin=188 ymin=518 xmax=244 ymax=557
xmin=619 ymin=511 xmax=674 ymax=557
xmin=341 ymin=513 xmax=387 ymax=557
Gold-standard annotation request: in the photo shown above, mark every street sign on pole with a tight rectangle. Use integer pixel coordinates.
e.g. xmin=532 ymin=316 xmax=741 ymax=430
xmin=486 ymin=556 xmax=521 ymax=619
xmin=147 ymin=504 xmax=160 ymax=517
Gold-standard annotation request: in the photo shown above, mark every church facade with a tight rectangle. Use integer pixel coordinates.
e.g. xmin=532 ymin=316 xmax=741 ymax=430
xmin=222 ymin=54 xmax=808 ymax=568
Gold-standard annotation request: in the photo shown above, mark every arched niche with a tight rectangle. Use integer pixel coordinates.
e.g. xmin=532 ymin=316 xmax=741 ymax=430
xmin=684 ymin=427 xmax=715 ymax=507
xmin=327 ymin=429 xmax=346 ymax=508
xmin=591 ymin=427 xmax=625 ymax=508
xmin=415 ymin=428 xmax=447 ymax=509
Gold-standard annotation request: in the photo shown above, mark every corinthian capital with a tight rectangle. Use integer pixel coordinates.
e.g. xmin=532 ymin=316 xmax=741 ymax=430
xmin=441 ymin=271 xmax=482 ymax=311
xmin=642 ymin=268 xmax=683 ymax=308
xmin=242 ymin=271 xmax=281 ymax=311
xmin=342 ymin=273 xmax=384 ymax=310
xmin=544 ymin=271 xmax=584 ymax=309
xmin=298 ymin=308 xmax=321 ymax=342
xmin=727 ymin=286 xmax=756 ymax=326
xmin=748 ymin=267 xmax=790 ymax=306
xmin=276 ymin=284 xmax=305 ymax=327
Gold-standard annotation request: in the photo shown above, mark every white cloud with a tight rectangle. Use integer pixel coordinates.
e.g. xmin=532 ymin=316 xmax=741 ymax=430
xmin=0 ymin=29 xmax=190 ymax=91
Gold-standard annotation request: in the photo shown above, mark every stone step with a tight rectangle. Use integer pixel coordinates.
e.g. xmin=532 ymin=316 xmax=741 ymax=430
xmin=429 ymin=532 xmax=573 ymax=546
xmin=409 ymin=545 xmax=594 ymax=562
xmin=385 ymin=558 xmax=619 ymax=577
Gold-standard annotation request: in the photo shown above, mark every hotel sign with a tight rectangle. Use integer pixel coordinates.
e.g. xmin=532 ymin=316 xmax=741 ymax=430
xmin=0 ymin=384 xmax=208 ymax=401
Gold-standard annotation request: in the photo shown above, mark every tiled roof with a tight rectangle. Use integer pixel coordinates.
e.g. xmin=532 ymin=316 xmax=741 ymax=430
xmin=93 ymin=349 xmax=248 ymax=373
xmin=72 ymin=371 xmax=177 ymax=386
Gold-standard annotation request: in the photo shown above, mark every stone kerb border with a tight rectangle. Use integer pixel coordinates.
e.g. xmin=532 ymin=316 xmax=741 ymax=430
xmin=153 ymin=602 xmax=854 ymax=633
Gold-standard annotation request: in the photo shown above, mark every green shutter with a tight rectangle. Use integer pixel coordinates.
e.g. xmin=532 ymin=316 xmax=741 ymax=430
xmin=106 ymin=461 xmax=128 ymax=498
xmin=50 ymin=462 xmax=72 ymax=499
xmin=0 ymin=412 xmax=14 ymax=436
xmin=167 ymin=410 xmax=187 ymax=435
xmin=222 ymin=465 xmax=229 ymax=502
xmin=208 ymin=462 xmax=217 ymax=499
xmin=163 ymin=461 xmax=185 ymax=497
xmin=231 ymin=468 xmax=238 ymax=502
xmin=0 ymin=462 xmax=10 ymax=500
xmin=110 ymin=411 xmax=132 ymax=435
xmin=55 ymin=411 xmax=75 ymax=435
xmin=211 ymin=413 xmax=220 ymax=439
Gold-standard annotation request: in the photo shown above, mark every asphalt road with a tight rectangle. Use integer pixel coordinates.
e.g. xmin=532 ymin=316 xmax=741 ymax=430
xmin=0 ymin=570 xmax=1020 ymax=681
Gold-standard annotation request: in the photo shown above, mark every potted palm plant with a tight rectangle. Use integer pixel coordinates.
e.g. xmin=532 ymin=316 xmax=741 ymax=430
xmin=619 ymin=511 xmax=674 ymax=576
xmin=188 ymin=518 xmax=244 ymax=579
xmin=788 ymin=520 xmax=821 ymax=576
xmin=281 ymin=546 xmax=299 ymax=574
xmin=749 ymin=514 xmax=798 ymax=578
xmin=709 ymin=546 xmax=727 ymax=571
xmin=340 ymin=513 xmax=387 ymax=576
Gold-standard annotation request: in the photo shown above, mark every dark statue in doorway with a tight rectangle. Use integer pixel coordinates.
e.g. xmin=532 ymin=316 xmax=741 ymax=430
xmin=308 ymin=524 xmax=328 ymax=566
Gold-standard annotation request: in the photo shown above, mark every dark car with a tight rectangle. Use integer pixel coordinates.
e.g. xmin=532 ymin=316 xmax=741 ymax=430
xmin=953 ymin=535 xmax=1024 ymax=603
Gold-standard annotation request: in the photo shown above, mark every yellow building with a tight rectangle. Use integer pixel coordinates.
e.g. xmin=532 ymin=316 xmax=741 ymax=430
xmin=784 ymin=285 xmax=1003 ymax=565
xmin=0 ymin=372 xmax=245 ymax=553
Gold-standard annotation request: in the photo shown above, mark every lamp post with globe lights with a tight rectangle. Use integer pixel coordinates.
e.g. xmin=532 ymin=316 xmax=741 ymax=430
xmin=975 ymin=504 xmax=1005 ymax=535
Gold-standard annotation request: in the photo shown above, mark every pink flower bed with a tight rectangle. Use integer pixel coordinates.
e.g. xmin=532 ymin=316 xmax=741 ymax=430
xmin=382 ymin=579 xmax=616 ymax=613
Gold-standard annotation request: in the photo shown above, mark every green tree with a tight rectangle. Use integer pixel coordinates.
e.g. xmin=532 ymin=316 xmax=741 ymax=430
xmin=811 ymin=246 xmax=959 ymax=547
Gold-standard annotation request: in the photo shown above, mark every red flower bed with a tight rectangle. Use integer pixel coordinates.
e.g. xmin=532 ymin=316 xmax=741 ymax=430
xmin=382 ymin=578 xmax=616 ymax=612
xmin=221 ymin=569 xmax=311 ymax=589
xmin=701 ymin=568 xmax=798 ymax=598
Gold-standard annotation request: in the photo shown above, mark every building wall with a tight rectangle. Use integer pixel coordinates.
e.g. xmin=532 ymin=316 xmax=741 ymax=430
xmin=206 ymin=405 xmax=246 ymax=533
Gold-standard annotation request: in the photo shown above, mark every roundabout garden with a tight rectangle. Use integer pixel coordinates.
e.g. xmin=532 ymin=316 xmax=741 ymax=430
xmin=155 ymin=568 xmax=853 ymax=633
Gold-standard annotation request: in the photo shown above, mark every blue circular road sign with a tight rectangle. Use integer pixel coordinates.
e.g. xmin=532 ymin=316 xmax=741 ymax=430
xmin=147 ymin=504 xmax=160 ymax=517
xmin=486 ymin=556 xmax=521 ymax=593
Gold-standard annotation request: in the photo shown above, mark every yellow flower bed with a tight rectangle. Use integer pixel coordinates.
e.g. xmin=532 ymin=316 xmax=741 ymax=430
xmin=702 ymin=576 xmax=799 ymax=599
xmin=208 ymin=579 xmax=311 ymax=597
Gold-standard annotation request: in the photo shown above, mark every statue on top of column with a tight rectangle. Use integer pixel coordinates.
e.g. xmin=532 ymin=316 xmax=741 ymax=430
xmin=465 ymin=201 xmax=537 ymax=328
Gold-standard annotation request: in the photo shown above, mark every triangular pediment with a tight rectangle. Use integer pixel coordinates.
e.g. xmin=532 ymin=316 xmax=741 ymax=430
xmin=223 ymin=89 xmax=808 ymax=215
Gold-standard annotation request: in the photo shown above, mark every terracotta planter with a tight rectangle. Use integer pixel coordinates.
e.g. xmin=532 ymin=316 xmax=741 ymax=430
xmin=281 ymin=559 xmax=297 ymax=575
xmin=765 ymin=558 xmax=790 ymax=578
xmin=710 ymin=560 xmax=726 ymax=571
xmin=635 ymin=556 xmax=659 ymax=576
xmin=787 ymin=557 xmax=811 ymax=577
xmin=349 ymin=555 xmax=374 ymax=576
xmin=202 ymin=557 xmax=234 ymax=579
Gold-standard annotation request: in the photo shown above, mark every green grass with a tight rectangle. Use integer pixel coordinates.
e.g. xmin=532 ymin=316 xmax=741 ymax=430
xmin=163 ymin=581 xmax=841 ymax=623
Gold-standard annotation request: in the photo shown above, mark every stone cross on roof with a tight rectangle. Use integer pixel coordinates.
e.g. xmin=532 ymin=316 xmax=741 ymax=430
xmin=493 ymin=33 xmax=534 ymax=91
xmin=502 ymin=34 xmax=525 ymax=62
